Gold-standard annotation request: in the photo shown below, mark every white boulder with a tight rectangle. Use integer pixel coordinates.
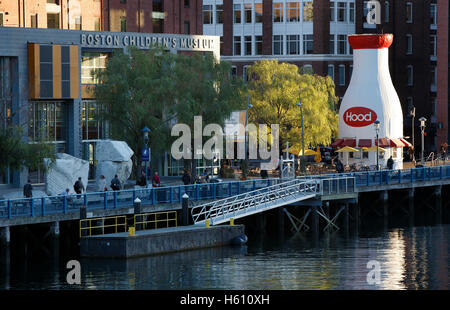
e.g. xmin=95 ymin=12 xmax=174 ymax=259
xmin=95 ymin=159 xmax=133 ymax=190
xmin=44 ymin=153 xmax=89 ymax=196
xmin=96 ymin=140 xmax=134 ymax=162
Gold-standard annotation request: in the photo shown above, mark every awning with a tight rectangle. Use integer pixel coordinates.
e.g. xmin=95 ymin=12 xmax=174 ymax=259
xmin=341 ymin=139 xmax=356 ymax=147
xmin=358 ymin=139 xmax=372 ymax=148
xmin=331 ymin=139 xmax=344 ymax=147
xmin=400 ymin=138 xmax=413 ymax=148
xmin=389 ymin=138 xmax=404 ymax=148
xmin=375 ymin=138 xmax=390 ymax=147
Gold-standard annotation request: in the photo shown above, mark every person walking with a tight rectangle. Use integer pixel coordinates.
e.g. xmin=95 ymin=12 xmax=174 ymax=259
xmin=182 ymin=169 xmax=191 ymax=185
xmin=137 ymin=170 xmax=147 ymax=187
xmin=152 ymin=171 xmax=161 ymax=187
xmin=23 ymin=179 xmax=33 ymax=198
xmin=387 ymin=156 xmax=394 ymax=170
xmin=110 ymin=174 xmax=121 ymax=191
xmin=98 ymin=175 xmax=107 ymax=192
xmin=74 ymin=177 xmax=85 ymax=198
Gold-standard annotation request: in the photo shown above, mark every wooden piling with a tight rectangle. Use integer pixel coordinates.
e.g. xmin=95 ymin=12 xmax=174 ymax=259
xmin=311 ymin=205 xmax=319 ymax=234
xmin=343 ymin=203 xmax=349 ymax=235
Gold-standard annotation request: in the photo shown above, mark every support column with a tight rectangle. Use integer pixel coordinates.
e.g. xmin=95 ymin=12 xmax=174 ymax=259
xmin=408 ymin=188 xmax=415 ymax=226
xmin=381 ymin=190 xmax=389 ymax=217
xmin=435 ymin=185 xmax=442 ymax=223
xmin=343 ymin=203 xmax=349 ymax=235
xmin=49 ymin=221 xmax=60 ymax=237
xmin=0 ymin=245 xmax=10 ymax=290
xmin=0 ymin=226 xmax=10 ymax=245
xmin=311 ymin=205 xmax=319 ymax=235
xmin=353 ymin=203 xmax=360 ymax=236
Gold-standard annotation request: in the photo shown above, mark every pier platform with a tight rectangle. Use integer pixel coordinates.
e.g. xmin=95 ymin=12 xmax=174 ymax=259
xmin=80 ymin=224 xmax=245 ymax=258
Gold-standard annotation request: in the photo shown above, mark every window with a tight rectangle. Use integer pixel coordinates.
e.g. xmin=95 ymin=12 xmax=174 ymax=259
xmin=349 ymin=65 xmax=353 ymax=80
xmin=216 ymin=5 xmax=224 ymax=24
xmin=31 ymin=14 xmax=38 ymax=28
xmin=244 ymin=36 xmax=252 ymax=55
xmin=94 ymin=17 xmax=100 ymax=31
xmin=273 ymin=35 xmax=284 ymax=55
xmin=81 ymin=52 xmax=107 ymax=84
xmin=329 ymin=34 xmax=335 ymax=54
xmin=184 ymin=21 xmax=190 ymax=34
xmin=220 ymin=36 xmax=224 ymax=55
xmin=255 ymin=36 xmax=263 ymax=55
xmin=287 ymin=35 xmax=300 ymax=55
xmin=47 ymin=13 xmax=60 ymax=29
xmin=431 ymin=66 xmax=436 ymax=88
xmin=243 ymin=66 xmax=249 ymax=83
xmin=244 ymin=4 xmax=252 ymax=23
xmin=337 ymin=2 xmax=346 ymax=22
xmin=231 ymin=66 xmax=237 ymax=78
xmin=203 ymin=5 xmax=213 ymax=24
xmin=184 ymin=0 xmax=190 ymax=8
xmin=75 ymin=16 xmax=82 ymax=30
xmin=255 ymin=3 xmax=263 ymax=23
xmin=406 ymin=2 xmax=413 ymax=23
xmin=82 ymin=100 xmax=104 ymax=141
xmin=287 ymin=2 xmax=301 ymax=22
xmin=330 ymin=2 xmax=336 ymax=22
xmin=28 ymin=101 xmax=66 ymax=144
xmin=302 ymin=65 xmax=313 ymax=75
xmin=384 ymin=1 xmax=389 ymax=23
xmin=328 ymin=65 xmax=335 ymax=81
xmin=153 ymin=0 xmax=163 ymax=12
xmin=303 ymin=34 xmax=314 ymax=54
xmin=303 ymin=1 xmax=313 ymax=22
xmin=120 ymin=16 xmax=126 ymax=32
xmin=337 ymin=35 xmax=347 ymax=54
xmin=430 ymin=4 xmax=437 ymax=25
xmin=120 ymin=0 xmax=126 ymax=3
xmin=406 ymin=34 xmax=412 ymax=55
xmin=407 ymin=65 xmax=413 ymax=86
xmin=349 ymin=2 xmax=355 ymax=23
xmin=152 ymin=0 xmax=164 ymax=33
xmin=234 ymin=4 xmax=241 ymax=23
xmin=233 ymin=36 xmax=241 ymax=56
xmin=430 ymin=35 xmax=437 ymax=57
xmin=338 ymin=65 xmax=345 ymax=86
xmin=273 ymin=3 xmax=283 ymax=23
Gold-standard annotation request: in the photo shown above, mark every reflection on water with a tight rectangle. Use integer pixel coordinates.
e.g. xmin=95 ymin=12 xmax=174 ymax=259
xmin=1 ymin=224 xmax=450 ymax=290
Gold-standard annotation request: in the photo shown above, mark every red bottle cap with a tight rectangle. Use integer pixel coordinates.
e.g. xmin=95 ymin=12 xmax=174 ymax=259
xmin=348 ymin=34 xmax=394 ymax=49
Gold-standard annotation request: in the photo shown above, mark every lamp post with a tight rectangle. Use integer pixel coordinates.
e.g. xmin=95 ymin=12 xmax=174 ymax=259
xmin=296 ymin=94 xmax=305 ymax=172
xmin=419 ymin=117 xmax=426 ymax=164
xmin=374 ymin=120 xmax=380 ymax=170
xmin=142 ymin=126 xmax=151 ymax=182
xmin=409 ymin=106 xmax=415 ymax=162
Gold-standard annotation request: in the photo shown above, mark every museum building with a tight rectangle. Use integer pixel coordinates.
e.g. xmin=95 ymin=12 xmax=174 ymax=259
xmin=0 ymin=27 xmax=219 ymax=187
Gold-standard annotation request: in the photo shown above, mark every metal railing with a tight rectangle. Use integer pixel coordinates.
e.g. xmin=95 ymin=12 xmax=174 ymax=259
xmin=191 ymin=178 xmax=320 ymax=226
xmin=134 ymin=211 xmax=177 ymax=230
xmin=2 ymin=165 xmax=450 ymax=220
xmin=79 ymin=215 xmax=127 ymax=237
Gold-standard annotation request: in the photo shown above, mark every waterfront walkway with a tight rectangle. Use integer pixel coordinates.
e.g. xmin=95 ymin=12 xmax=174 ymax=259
xmin=1 ymin=165 xmax=450 ymax=228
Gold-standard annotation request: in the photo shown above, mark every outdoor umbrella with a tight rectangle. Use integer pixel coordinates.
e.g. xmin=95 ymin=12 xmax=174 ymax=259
xmin=283 ymin=147 xmax=318 ymax=156
xmin=314 ymin=146 xmax=322 ymax=163
xmin=366 ymin=146 xmax=387 ymax=152
xmin=335 ymin=146 xmax=359 ymax=153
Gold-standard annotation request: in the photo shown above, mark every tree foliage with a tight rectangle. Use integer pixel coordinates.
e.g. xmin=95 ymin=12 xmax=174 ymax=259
xmin=93 ymin=47 xmax=246 ymax=177
xmin=246 ymin=60 xmax=339 ymax=151
xmin=0 ymin=126 xmax=56 ymax=173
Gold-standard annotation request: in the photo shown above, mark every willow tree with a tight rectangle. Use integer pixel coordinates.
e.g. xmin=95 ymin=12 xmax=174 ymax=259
xmin=246 ymin=59 xmax=339 ymax=154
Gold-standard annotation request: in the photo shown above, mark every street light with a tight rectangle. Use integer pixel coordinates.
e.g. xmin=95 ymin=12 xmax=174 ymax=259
xmin=374 ymin=120 xmax=380 ymax=170
xmin=142 ymin=126 xmax=151 ymax=182
xmin=419 ymin=117 xmax=426 ymax=164
xmin=296 ymin=94 xmax=305 ymax=172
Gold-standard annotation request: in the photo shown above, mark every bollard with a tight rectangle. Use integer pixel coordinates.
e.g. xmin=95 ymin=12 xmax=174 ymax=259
xmin=205 ymin=219 xmax=210 ymax=228
xmin=182 ymin=193 xmax=189 ymax=226
xmin=230 ymin=218 xmax=234 ymax=226
xmin=134 ymin=197 xmax=142 ymax=214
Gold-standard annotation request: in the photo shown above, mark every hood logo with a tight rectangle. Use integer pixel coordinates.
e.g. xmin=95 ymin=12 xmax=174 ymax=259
xmin=343 ymin=107 xmax=377 ymax=127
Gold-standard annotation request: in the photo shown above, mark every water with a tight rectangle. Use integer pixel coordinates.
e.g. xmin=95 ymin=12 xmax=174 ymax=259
xmin=1 ymin=221 xmax=450 ymax=290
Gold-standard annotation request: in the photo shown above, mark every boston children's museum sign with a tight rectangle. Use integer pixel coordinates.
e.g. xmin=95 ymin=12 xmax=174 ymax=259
xmin=80 ymin=32 xmax=217 ymax=51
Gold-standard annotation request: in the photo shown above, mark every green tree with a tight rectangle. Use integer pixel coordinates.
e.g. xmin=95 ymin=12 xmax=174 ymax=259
xmin=247 ymin=59 xmax=338 ymax=154
xmin=94 ymin=47 xmax=246 ymax=179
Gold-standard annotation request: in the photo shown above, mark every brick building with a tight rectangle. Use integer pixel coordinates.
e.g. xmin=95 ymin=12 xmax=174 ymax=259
xmin=0 ymin=0 xmax=202 ymax=34
xmin=203 ymin=0 xmax=444 ymax=156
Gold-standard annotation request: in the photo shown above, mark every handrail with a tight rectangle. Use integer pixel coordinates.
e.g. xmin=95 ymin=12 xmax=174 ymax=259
xmin=2 ymin=164 xmax=450 ymax=220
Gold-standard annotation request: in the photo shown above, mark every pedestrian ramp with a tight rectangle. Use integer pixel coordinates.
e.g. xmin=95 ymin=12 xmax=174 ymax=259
xmin=191 ymin=178 xmax=320 ymax=226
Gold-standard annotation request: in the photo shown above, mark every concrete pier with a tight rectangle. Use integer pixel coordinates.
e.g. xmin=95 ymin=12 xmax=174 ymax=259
xmin=0 ymin=226 xmax=10 ymax=245
xmin=80 ymin=224 xmax=246 ymax=258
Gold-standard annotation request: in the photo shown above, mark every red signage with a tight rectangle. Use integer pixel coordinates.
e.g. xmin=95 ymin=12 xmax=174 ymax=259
xmin=343 ymin=107 xmax=377 ymax=127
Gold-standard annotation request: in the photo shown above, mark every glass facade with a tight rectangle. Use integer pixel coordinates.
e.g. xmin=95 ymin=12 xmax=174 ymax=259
xmin=81 ymin=52 xmax=107 ymax=84
xmin=28 ymin=101 xmax=66 ymax=146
